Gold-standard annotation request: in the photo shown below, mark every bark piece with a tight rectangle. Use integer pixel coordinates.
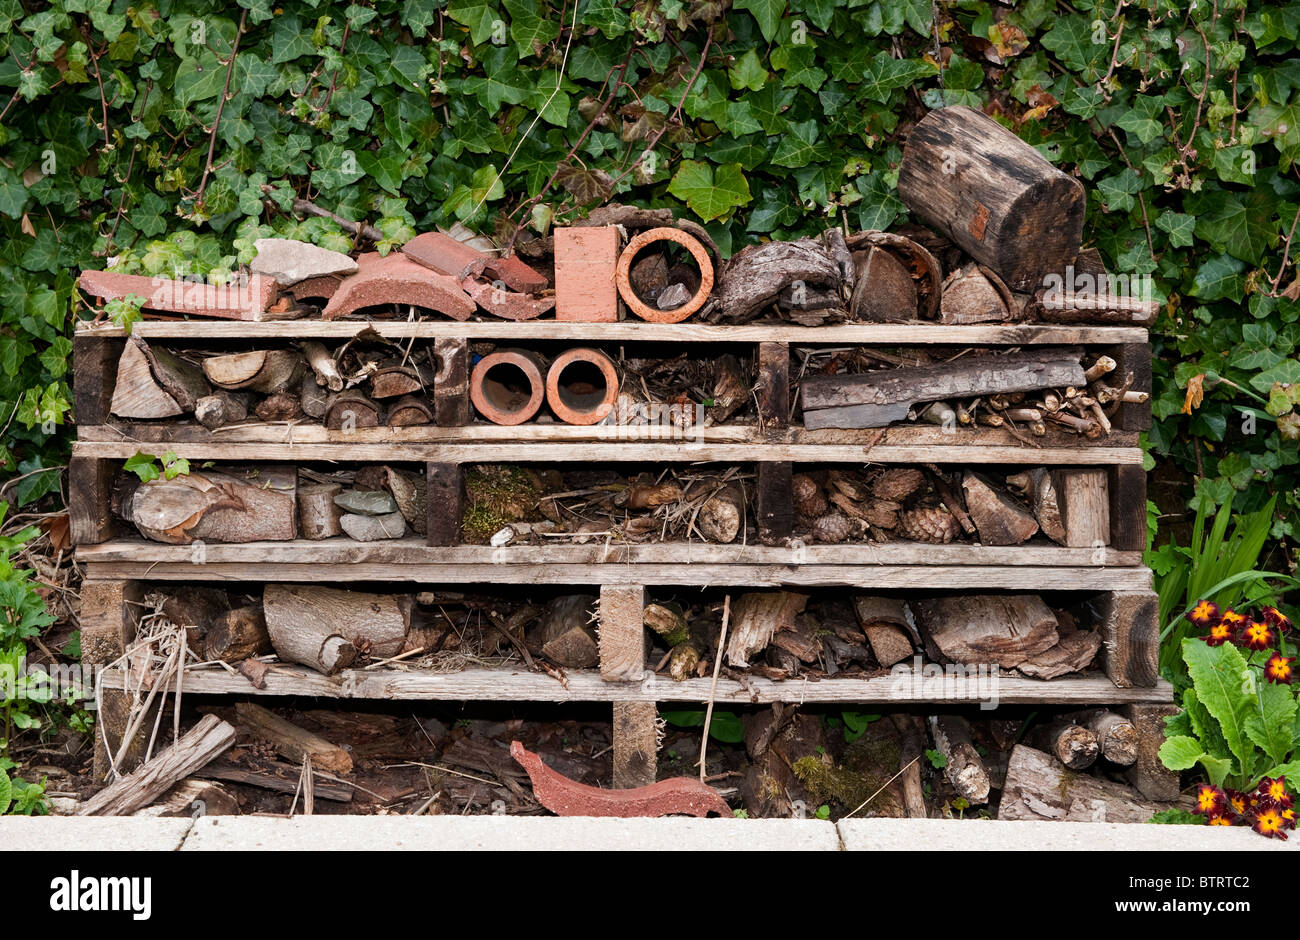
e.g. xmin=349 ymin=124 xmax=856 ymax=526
xmin=706 ymin=237 xmax=841 ymax=323
xmin=914 ymin=595 xmax=1059 ymax=669
xmin=235 ymin=702 xmax=353 ymax=776
xmin=725 ymin=592 xmax=809 ymax=668
xmin=708 ymin=354 xmax=749 ymax=423
xmin=205 ymin=605 xmax=272 ymax=663
xmin=962 ymin=471 xmax=1039 ymax=545
xmin=111 ymin=338 xmax=180 ymax=418
xmin=134 ymin=778 xmax=238 ymax=817
xmin=388 ymin=469 xmax=428 ymax=536
xmin=1016 ymin=627 xmax=1102 ymax=680
xmin=535 ymin=594 xmax=599 ymax=669
xmin=852 ymin=596 xmax=914 ymax=667
xmin=851 ymin=246 xmax=917 ymax=321
xmin=78 ymin=715 xmax=237 ymax=816
xmin=263 ymin=584 xmax=411 ymax=675
xmin=898 ymin=106 xmax=1085 ymax=291
xmin=511 ymin=742 xmax=728 ymax=817
xmin=999 ymin=744 xmax=1165 ymax=823
xmin=928 ymin=715 xmax=990 ymax=805
xmin=136 ymin=341 xmax=210 ymax=411
xmin=298 ymin=483 xmax=343 ymax=540
xmin=1006 ymin=469 xmax=1065 ymax=544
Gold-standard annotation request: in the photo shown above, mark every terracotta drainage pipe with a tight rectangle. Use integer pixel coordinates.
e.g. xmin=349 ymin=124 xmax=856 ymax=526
xmin=470 ymin=350 xmax=546 ymax=425
xmin=546 ymin=348 xmax=620 ymax=426
xmin=615 ymin=227 xmax=714 ymax=323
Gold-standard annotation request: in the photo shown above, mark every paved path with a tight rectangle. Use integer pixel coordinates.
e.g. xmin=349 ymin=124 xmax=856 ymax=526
xmin=2 ymin=816 xmax=1293 ymax=850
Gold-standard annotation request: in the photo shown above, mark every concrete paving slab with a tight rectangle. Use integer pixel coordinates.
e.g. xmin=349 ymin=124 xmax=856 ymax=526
xmin=837 ymin=818 xmax=1297 ymax=850
xmin=0 ymin=817 xmax=193 ymax=852
xmin=181 ymin=816 xmax=841 ymax=851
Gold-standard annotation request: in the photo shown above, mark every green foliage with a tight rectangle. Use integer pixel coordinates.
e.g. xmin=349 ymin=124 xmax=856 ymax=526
xmin=660 ymin=708 xmax=744 ymax=743
xmin=123 ymin=450 xmax=190 ymax=482
xmin=1148 ymin=808 xmax=1203 ymax=825
xmin=924 ymin=748 xmax=947 ymax=769
xmin=1160 ymin=636 xmax=1299 ymax=792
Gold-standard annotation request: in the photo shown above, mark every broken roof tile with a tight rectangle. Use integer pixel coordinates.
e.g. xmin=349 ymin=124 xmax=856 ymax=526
xmin=320 ymin=251 xmax=476 ymax=321
xmin=402 ymin=231 xmax=548 ymax=294
xmin=80 ymin=270 xmax=277 ymax=320
xmin=460 ymin=276 xmax=554 ymax=320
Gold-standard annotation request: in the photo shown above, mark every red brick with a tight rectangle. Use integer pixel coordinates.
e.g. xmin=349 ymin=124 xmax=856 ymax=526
xmin=512 ymin=741 xmax=730 ymax=817
xmin=554 ymin=226 xmax=620 ymax=322
xmin=320 ymin=252 xmax=475 ymax=320
xmin=80 ymin=270 xmax=276 ymax=320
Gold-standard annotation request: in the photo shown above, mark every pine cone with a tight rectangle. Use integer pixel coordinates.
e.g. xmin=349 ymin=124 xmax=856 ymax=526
xmin=870 ymin=467 xmax=927 ymax=502
xmin=896 ymin=506 xmax=960 ymax=543
xmin=792 ymin=473 xmax=828 ymax=520
xmin=811 ymin=511 xmax=852 ymax=543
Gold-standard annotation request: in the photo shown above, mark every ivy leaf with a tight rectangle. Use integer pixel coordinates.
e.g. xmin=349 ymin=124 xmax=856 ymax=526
xmin=448 ymin=0 xmax=502 ymax=45
xmin=770 ymin=43 xmax=826 ymax=92
xmin=1156 ymin=211 xmax=1196 ymax=248
xmin=855 ymin=171 xmax=904 ymax=230
xmin=1115 ymin=94 xmax=1165 ymax=144
xmin=581 ymin=0 xmax=629 ymax=38
xmin=747 ymin=83 xmax=796 ymax=134
xmin=736 ymin=0 xmax=786 ymax=43
xmin=859 ymin=52 xmax=931 ymax=103
xmin=173 ymin=50 xmax=226 ymax=107
xmin=1250 ymin=359 xmax=1300 ymax=393
xmin=1195 ymin=188 xmax=1275 ymax=264
xmin=460 ymin=47 xmax=530 ymax=114
xmin=504 ymin=0 xmax=558 ymax=57
xmin=729 ymin=48 xmax=768 ymax=92
xmin=123 ymin=452 xmax=160 ymax=483
xmin=668 ymin=160 xmax=751 ymax=221
xmin=771 ymin=119 xmax=829 ymax=168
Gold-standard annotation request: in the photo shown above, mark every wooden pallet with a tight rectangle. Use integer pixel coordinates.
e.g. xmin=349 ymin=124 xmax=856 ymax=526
xmin=73 ymin=316 xmax=1173 ymax=799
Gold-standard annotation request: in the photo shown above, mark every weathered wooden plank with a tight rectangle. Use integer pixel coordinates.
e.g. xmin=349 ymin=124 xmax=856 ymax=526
xmin=425 ymin=462 xmax=463 ymax=547
xmin=69 ymin=456 xmax=121 ymax=545
xmin=1090 ymin=589 xmax=1160 ymax=688
xmin=81 ymin=579 xmax=145 ymax=781
xmin=598 ymin=584 xmax=647 ymax=682
xmin=756 ymin=341 xmax=789 ymax=427
xmin=73 ymin=334 xmax=124 ymax=427
xmin=75 ymin=320 xmax=1150 ymax=344
xmin=96 ymin=662 xmax=1174 ymax=705
xmin=1109 ymin=464 xmax=1148 ymax=551
xmin=612 ymin=702 xmax=658 ymax=788
xmin=75 ymin=537 xmax=1145 ymax=567
xmin=1121 ymin=703 xmax=1182 ymax=800
xmin=79 ymin=559 xmax=1154 ymax=590
xmin=432 ymin=336 xmax=470 ymax=427
xmin=72 ymin=438 xmax=1144 ymax=463
xmin=756 ymin=462 xmax=793 ymax=545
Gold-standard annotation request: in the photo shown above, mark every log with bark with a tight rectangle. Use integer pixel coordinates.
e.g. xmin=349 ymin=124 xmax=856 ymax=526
xmin=914 ymin=595 xmax=1059 ymax=670
xmin=325 ymin=388 xmax=382 ymax=429
xmin=202 ymin=349 xmax=305 ymax=394
xmin=386 ymin=395 xmax=434 ymax=426
xmin=125 ymin=467 xmax=297 ymax=544
xmin=1036 ymin=718 xmax=1100 ymax=770
xmin=962 ymin=471 xmax=1039 ymax=545
xmin=898 ymin=106 xmax=1085 ymax=292
xmin=263 ymin=584 xmax=414 ymax=675
xmin=194 ymin=390 xmax=252 ymax=429
xmin=78 ymin=715 xmax=236 ymax=816
xmin=851 ymin=596 xmax=915 ymax=668
xmin=725 ymin=592 xmax=809 ymax=668
xmin=136 ymin=341 xmax=210 ymax=412
xmin=300 ymin=341 xmax=344 ymax=392
xmin=999 ymin=744 xmax=1168 ymax=823
xmin=532 ymin=594 xmax=599 ymax=668
xmin=1062 ymin=708 xmax=1139 ymax=766
xmin=938 ymin=263 xmax=1011 ymax=324
xmin=205 ymin=605 xmax=272 ymax=662
xmin=928 ymin=714 xmax=991 ymax=805
xmin=297 ymin=483 xmax=343 ymax=539
xmin=235 ymin=702 xmax=353 ymax=775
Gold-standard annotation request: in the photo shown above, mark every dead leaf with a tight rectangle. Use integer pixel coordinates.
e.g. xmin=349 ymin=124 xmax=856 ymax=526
xmin=20 ymin=213 xmax=35 ymax=237
xmin=41 ymin=513 xmax=70 ymax=553
xmin=1182 ymin=373 xmax=1205 ymax=415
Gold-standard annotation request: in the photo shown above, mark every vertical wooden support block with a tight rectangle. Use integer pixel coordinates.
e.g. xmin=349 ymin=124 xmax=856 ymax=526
xmin=756 ymin=462 xmax=793 ymax=546
xmin=1090 ymin=589 xmax=1159 ymax=688
xmin=425 ymin=462 xmax=463 ymax=546
xmin=756 ymin=342 xmax=789 ymax=428
xmin=1108 ymin=464 xmax=1148 ymax=552
xmin=1106 ymin=343 xmax=1152 ymax=431
xmin=1121 ymin=703 xmax=1181 ymax=800
xmin=598 ymin=584 xmax=647 ymax=682
xmin=1053 ymin=468 xmax=1110 ymax=547
xmin=432 ymin=337 xmax=470 ymax=427
xmin=69 ymin=456 xmax=121 ymax=545
xmin=612 ymin=702 xmax=658 ymax=789
xmin=554 ymin=226 xmax=620 ymax=322
xmin=82 ymin=579 xmax=145 ymax=781
xmin=73 ymin=335 xmax=123 ymax=426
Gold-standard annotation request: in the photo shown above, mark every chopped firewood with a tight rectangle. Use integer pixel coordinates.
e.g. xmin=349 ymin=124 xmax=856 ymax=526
xmin=300 ymin=341 xmax=344 ymax=392
xmin=914 ymin=595 xmax=1059 ymax=670
xmin=1035 ymin=719 xmax=1100 ymax=770
xmin=136 ymin=340 xmax=211 ymax=412
xmin=299 ymin=371 xmax=329 ymax=419
xmin=134 ymin=778 xmax=238 ymax=817
xmin=852 ymin=596 xmax=914 ymax=667
xmin=534 ymin=594 xmax=599 ymax=668
xmin=325 ymin=388 xmax=382 ymax=429
xmin=263 ymin=584 xmax=413 ymax=675
xmin=297 ymin=483 xmax=343 ymax=540
xmin=205 ymin=605 xmax=272 ymax=663
xmin=235 ymin=702 xmax=353 ymax=776
xmin=999 ymin=745 xmax=1166 ymax=823
xmin=962 ymin=471 xmax=1039 ymax=545
xmin=79 ymin=715 xmax=236 ymax=816
xmin=1054 ymin=468 xmax=1110 ymax=547
xmin=369 ymin=365 xmax=424 ymax=399
xmin=928 ymin=715 xmax=990 ymax=805
xmin=194 ymin=390 xmax=252 ymax=429
xmin=1005 ymin=468 xmax=1065 ymax=544
xmin=1065 ymin=709 xmax=1139 ymax=766
xmin=851 ymin=246 xmax=916 ymax=321
xmin=128 ymin=467 xmax=297 ymax=544
xmin=386 ymin=395 xmax=434 ymax=426
xmin=725 ymin=592 xmax=809 ymax=668
xmin=110 ymin=337 xmax=181 ymax=418
xmin=202 ymin=349 xmax=305 ymax=394
xmin=938 ymin=263 xmax=1009 ymax=324
xmin=845 ymin=229 xmax=944 ymax=318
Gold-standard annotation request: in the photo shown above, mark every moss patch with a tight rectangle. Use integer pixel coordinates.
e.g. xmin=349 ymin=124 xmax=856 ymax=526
xmin=462 ymin=465 xmax=542 ymax=542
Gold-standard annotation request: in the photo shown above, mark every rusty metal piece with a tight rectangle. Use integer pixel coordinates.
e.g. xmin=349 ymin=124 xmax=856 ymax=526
xmin=320 ymin=252 xmax=475 ymax=320
xmin=469 ymin=349 xmax=546 ymax=425
xmin=80 ymin=270 xmax=277 ymax=320
xmin=510 ymin=741 xmax=730 ymax=818
xmin=616 ymin=226 xmax=714 ymax=323
xmin=545 ymin=347 xmax=619 ymax=426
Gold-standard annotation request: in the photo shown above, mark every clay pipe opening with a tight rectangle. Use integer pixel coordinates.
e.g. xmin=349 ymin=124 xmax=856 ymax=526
xmin=470 ymin=350 xmax=546 ymax=425
xmin=615 ymin=226 xmax=714 ymax=323
xmin=546 ymin=348 xmax=619 ymax=426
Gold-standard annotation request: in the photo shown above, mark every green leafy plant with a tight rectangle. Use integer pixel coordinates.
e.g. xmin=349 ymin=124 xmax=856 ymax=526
xmin=660 ymin=708 xmax=744 ymax=743
xmin=1159 ymin=600 xmax=1297 ymax=837
xmin=925 ymin=748 xmax=947 ymax=769
xmin=123 ymin=450 xmax=191 ymax=482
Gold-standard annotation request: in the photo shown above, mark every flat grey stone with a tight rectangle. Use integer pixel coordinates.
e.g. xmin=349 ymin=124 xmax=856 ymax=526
xmin=251 ymin=238 xmax=358 ymax=287
xmin=340 ymin=511 xmax=406 ymax=540
xmin=182 ymin=816 xmax=840 ymax=851
xmin=0 ymin=817 xmax=192 ymax=851
xmin=837 ymin=818 xmax=1298 ymax=851
xmin=334 ymin=490 xmax=398 ymax=515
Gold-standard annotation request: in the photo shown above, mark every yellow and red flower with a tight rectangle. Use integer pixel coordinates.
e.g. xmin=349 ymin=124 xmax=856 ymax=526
xmin=1282 ymin=807 xmax=1297 ymax=830
xmin=1261 ymin=605 xmax=1292 ymax=634
xmin=1242 ymin=619 xmax=1276 ymax=651
xmin=1252 ymin=806 xmax=1290 ymax=840
xmin=1227 ymin=789 xmax=1250 ymax=815
xmin=1188 ymin=599 xmax=1221 ymax=627
xmin=1194 ymin=783 xmax=1227 ymax=816
xmin=1207 ymin=811 xmax=1236 ymax=826
xmin=1205 ymin=619 xmax=1236 ymax=646
xmin=1264 ymin=653 xmax=1295 ymax=685
xmin=1220 ymin=608 xmax=1247 ymax=629
xmin=1258 ymin=776 xmax=1293 ymax=808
